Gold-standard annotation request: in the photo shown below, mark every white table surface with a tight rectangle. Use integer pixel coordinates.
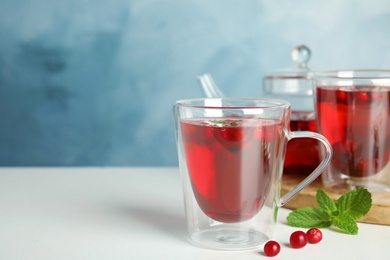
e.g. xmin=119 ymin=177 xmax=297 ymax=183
xmin=0 ymin=167 xmax=389 ymax=260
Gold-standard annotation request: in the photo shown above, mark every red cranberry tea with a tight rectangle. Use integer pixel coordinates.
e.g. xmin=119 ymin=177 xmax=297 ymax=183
xmin=181 ymin=118 xmax=284 ymax=223
xmin=316 ymin=86 xmax=390 ymax=178
xmin=283 ymin=111 xmax=321 ymax=176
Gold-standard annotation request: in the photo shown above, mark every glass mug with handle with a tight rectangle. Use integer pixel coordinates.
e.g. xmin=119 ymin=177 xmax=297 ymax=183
xmin=174 ymin=97 xmax=332 ymax=250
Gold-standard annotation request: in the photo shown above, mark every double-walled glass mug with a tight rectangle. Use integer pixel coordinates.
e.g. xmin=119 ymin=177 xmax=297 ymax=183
xmin=174 ymin=97 xmax=332 ymax=250
xmin=314 ymin=70 xmax=390 ymax=192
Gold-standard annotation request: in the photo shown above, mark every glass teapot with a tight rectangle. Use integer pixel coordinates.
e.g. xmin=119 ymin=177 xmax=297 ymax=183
xmin=198 ymin=45 xmax=321 ymax=176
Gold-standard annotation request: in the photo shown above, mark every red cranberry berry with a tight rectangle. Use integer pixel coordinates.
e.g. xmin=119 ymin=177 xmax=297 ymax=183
xmin=263 ymin=240 xmax=281 ymax=257
xmin=336 ymin=89 xmax=347 ymax=103
xmin=357 ymin=91 xmax=370 ymax=103
xmin=306 ymin=228 xmax=323 ymax=244
xmin=290 ymin=231 xmax=307 ymax=248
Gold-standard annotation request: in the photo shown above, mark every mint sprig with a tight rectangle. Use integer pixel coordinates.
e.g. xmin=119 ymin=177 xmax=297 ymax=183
xmin=287 ymin=188 xmax=372 ymax=235
xmin=211 ymin=120 xmax=238 ymax=126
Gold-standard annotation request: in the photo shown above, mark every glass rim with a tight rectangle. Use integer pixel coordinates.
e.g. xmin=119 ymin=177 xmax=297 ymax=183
xmin=313 ymin=69 xmax=390 ymax=80
xmin=175 ymin=97 xmax=291 ymax=109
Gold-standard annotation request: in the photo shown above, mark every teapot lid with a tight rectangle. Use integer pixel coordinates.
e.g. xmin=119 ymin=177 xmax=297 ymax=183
xmin=263 ymin=45 xmax=312 ymax=96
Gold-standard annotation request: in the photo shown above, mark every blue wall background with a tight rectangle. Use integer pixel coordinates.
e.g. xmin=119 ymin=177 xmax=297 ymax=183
xmin=1 ymin=0 xmax=390 ymax=166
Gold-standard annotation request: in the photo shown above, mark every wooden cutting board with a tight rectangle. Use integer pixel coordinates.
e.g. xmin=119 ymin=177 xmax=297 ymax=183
xmin=281 ymin=174 xmax=390 ymax=225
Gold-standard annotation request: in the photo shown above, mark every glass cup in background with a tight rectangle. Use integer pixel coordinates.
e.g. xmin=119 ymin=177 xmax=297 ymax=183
xmin=174 ymin=97 xmax=332 ymax=250
xmin=314 ymin=70 xmax=390 ymax=192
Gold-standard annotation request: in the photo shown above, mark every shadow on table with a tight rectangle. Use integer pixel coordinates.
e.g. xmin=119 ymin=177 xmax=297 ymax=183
xmin=112 ymin=204 xmax=188 ymax=241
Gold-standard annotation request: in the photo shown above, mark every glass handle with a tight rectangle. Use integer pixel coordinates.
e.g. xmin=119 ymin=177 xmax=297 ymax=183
xmin=279 ymin=131 xmax=333 ymax=207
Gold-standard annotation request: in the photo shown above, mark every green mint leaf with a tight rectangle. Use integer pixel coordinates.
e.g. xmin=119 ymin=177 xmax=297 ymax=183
xmin=316 ymin=189 xmax=338 ymax=214
xmin=335 ymin=188 xmax=372 ymax=220
xmin=332 ymin=213 xmax=359 ymax=235
xmin=287 ymin=207 xmax=332 ymax=228
xmin=286 ymin=188 xmax=372 ymax=235
xmin=211 ymin=120 xmax=238 ymax=126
